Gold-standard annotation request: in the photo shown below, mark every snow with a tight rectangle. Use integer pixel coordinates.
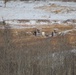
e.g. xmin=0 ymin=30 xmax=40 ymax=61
xmin=58 ymin=29 xmax=76 ymax=35
xmin=0 ymin=1 xmax=76 ymax=26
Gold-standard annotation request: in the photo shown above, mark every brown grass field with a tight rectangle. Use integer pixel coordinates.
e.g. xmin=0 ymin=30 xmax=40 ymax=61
xmin=0 ymin=23 xmax=76 ymax=52
xmin=0 ymin=23 xmax=76 ymax=75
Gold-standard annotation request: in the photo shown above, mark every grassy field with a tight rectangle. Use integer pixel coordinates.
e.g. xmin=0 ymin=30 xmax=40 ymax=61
xmin=0 ymin=23 xmax=76 ymax=75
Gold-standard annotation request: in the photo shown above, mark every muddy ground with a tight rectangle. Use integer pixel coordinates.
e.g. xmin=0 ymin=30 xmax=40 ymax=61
xmin=0 ymin=23 xmax=76 ymax=75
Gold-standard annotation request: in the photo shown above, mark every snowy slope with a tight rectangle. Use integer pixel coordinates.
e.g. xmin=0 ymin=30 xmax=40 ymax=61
xmin=0 ymin=1 xmax=76 ymax=22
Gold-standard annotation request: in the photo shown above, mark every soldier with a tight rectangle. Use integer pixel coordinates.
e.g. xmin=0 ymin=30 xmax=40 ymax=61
xmin=51 ymin=31 xmax=54 ymax=37
xmin=2 ymin=17 xmax=6 ymax=25
xmin=51 ymin=29 xmax=58 ymax=37
xmin=33 ymin=29 xmax=40 ymax=36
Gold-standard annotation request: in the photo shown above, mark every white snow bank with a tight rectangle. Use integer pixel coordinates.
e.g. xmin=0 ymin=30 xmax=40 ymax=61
xmin=0 ymin=1 xmax=76 ymax=23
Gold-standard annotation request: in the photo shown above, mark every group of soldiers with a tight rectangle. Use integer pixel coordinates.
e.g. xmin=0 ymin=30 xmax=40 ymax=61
xmin=33 ymin=28 xmax=58 ymax=37
xmin=2 ymin=19 xmax=58 ymax=37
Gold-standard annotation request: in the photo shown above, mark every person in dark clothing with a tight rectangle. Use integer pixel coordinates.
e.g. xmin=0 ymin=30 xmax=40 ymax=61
xmin=33 ymin=29 xmax=41 ymax=36
xmin=51 ymin=31 xmax=54 ymax=37
xmin=3 ymin=20 xmax=6 ymax=25
xmin=33 ymin=31 xmax=37 ymax=36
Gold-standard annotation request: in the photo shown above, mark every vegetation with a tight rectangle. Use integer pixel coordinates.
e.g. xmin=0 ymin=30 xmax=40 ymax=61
xmin=0 ymin=22 xmax=76 ymax=75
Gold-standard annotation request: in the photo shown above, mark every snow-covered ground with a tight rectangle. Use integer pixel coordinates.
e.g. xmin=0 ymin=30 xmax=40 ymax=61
xmin=0 ymin=1 xmax=76 ymax=26
xmin=0 ymin=1 xmax=50 ymax=21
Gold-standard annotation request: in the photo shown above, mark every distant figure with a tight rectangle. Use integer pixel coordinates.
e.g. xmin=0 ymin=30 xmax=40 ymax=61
xmin=41 ymin=32 xmax=45 ymax=37
xmin=51 ymin=29 xmax=58 ymax=37
xmin=51 ymin=31 xmax=54 ymax=37
xmin=33 ymin=29 xmax=41 ymax=36
xmin=3 ymin=20 xmax=6 ymax=25
xmin=33 ymin=30 xmax=36 ymax=36
xmin=2 ymin=17 xmax=6 ymax=25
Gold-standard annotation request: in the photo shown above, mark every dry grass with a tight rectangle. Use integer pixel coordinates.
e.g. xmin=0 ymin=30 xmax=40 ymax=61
xmin=35 ymin=3 xmax=76 ymax=14
xmin=0 ymin=23 xmax=75 ymax=51
xmin=0 ymin=23 xmax=76 ymax=75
